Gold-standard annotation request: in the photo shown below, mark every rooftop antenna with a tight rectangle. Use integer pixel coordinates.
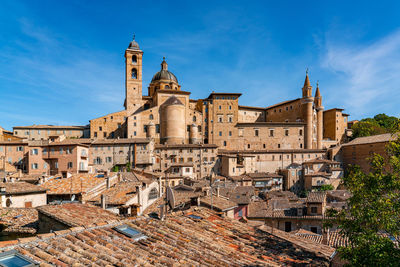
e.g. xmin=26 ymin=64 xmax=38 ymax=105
xmin=132 ymin=33 xmax=135 ymax=40
xmin=306 ymin=68 xmax=309 ymax=75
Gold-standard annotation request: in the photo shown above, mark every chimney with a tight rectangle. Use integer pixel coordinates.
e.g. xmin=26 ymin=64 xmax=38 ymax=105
xmin=106 ymin=177 xmax=110 ymax=189
xmin=101 ymin=194 xmax=106 ymax=209
xmin=322 ymin=229 xmax=329 ymax=245
xmin=136 ymin=186 xmax=141 ymax=207
xmin=216 ymin=187 xmax=220 ymax=198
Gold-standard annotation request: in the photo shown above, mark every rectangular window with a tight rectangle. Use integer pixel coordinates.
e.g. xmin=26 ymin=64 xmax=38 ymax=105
xmin=269 ymin=129 xmax=274 ymax=137
xmin=94 ymin=132 xmax=97 ymax=137
xmin=68 ymin=162 xmax=73 ymax=168
xmin=60 ymin=148 xmax=63 ymax=154
xmin=255 ymin=129 xmax=259 ymax=136
xmin=285 ymin=129 xmax=289 ymax=136
xmin=103 ymin=132 xmax=107 ymax=138
xmin=31 ymin=149 xmax=38 ymax=155
xmin=219 ymin=131 xmax=222 ymax=136
xmin=99 ymin=126 xmax=102 ymax=131
xmin=31 ymin=163 xmax=38 ymax=169
xmin=113 ymin=225 xmax=147 ymax=241
xmin=299 ymin=129 xmax=303 ymax=136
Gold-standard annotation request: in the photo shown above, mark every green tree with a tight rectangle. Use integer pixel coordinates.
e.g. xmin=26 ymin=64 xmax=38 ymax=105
xmin=351 ymin=120 xmax=386 ymax=139
xmin=351 ymin=113 xmax=400 ymax=139
xmin=327 ymin=135 xmax=400 ymax=265
xmin=318 ymin=184 xmax=334 ymax=191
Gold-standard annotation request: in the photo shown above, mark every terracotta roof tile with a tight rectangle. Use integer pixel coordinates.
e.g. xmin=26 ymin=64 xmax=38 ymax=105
xmin=0 ymin=182 xmax=46 ymax=194
xmin=0 ymin=208 xmax=332 ymax=265
xmin=40 ymin=173 xmax=105 ymax=195
xmin=36 ymin=203 xmax=119 ymax=227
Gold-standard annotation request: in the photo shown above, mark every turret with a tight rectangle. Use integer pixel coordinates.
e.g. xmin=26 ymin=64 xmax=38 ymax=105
xmin=314 ymin=82 xmax=324 ymax=149
xmin=301 ymin=69 xmax=314 ymax=149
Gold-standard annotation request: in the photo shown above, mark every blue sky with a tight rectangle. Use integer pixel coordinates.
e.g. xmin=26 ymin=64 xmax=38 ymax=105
xmin=1 ymin=0 xmax=400 ymax=131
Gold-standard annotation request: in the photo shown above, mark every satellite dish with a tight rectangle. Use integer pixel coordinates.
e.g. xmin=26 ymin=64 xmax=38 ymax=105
xmin=166 ymin=187 xmax=176 ymax=209
xmin=71 ymin=195 xmax=75 ymax=202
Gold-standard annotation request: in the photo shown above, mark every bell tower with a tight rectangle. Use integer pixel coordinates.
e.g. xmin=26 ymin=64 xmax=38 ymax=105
xmin=125 ymin=34 xmax=143 ymax=112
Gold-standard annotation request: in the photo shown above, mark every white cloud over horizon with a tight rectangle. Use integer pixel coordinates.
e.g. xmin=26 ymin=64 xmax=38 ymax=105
xmin=321 ymin=30 xmax=400 ymax=119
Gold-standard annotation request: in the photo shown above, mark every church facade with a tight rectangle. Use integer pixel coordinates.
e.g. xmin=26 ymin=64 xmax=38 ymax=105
xmin=90 ymin=36 xmax=347 ymax=152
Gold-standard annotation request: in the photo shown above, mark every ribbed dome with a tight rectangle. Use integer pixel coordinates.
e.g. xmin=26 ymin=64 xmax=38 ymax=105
xmin=151 ymin=57 xmax=178 ymax=83
xmin=128 ymin=34 xmax=140 ymax=50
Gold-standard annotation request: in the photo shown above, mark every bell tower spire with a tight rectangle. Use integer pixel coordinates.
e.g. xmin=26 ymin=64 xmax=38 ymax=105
xmin=125 ymin=34 xmax=143 ymax=112
xmin=314 ymin=81 xmax=324 ymax=149
xmin=301 ymin=68 xmax=314 ymax=149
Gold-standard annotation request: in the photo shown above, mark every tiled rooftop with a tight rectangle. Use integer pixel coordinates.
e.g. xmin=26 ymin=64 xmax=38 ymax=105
xmin=36 ymin=203 xmax=119 ymax=228
xmin=0 ymin=208 xmax=333 ymax=265
xmin=0 ymin=208 xmax=38 ymax=233
xmin=306 ymin=192 xmax=327 ymax=203
xmin=40 ymin=174 xmax=106 ymax=195
xmin=88 ymin=181 xmax=139 ymax=205
xmin=342 ymin=133 xmax=396 ymax=146
xmin=293 ymin=229 xmax=349 ymax=248
xmin=200 ymin=195 xmax=238 ymax=211
xmin=0 ymin=182 xmax=46 ymax=194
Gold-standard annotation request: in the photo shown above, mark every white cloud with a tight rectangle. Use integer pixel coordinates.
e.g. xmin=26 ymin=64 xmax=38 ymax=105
xmin=321 ymin=30 xmax=400 ymax=118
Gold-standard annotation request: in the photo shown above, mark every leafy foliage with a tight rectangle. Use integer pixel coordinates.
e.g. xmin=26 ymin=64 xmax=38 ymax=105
xmin=327 ymin=135 xmax=400 ymax=265
xmin=351 ymin=113 xmax=399 ymax=139
xmin=318 ymin=184 xmax=334 ymax=191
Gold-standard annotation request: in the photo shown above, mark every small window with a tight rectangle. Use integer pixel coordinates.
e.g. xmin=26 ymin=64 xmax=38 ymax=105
xmin=132 ymin=55 xmax=137 ymax=63
xmin=113 ymin=225 xmax=147 ymax=241
xmin=193 ymin=116 xmax=196 ymax=122
xmin=255 ymin=129 xmax=259 ymax=136
xmin=223 ymin=141 xmax=227 ymax=146
xmin=285 ymin=129 xmax=289 ymax=136
xmin=149 ymin=114 xmax=153 ymax=120
xmin=269 ymin=129 xmax=274 ymax=137
xmin=131 ymin=68 xmax=137 ymax=79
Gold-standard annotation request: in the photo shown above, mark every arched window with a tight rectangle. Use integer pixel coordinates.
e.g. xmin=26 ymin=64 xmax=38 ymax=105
xmin=148 ymin=188 xmax=158 ymax=200
xmin=149 ymin=114 xmax=153 ymax=120
xmin=165 ymin=85 xmax=170 ymax=89
xmin=193 ymin=116 xmax=196 ymax=122
xmin=131 ymin=68 xmax=137 ymax=79
xmin=132 ymin=55 xmax=137 ymax=64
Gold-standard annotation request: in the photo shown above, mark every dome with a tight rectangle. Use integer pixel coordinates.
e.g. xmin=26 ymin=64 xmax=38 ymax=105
xmin=151 ymin=57 xmax=178 ymax=83
xmin=128 ymin=34 xmax=140 ymax=50
xmin=163 ymin=95 xmax=183 ymax=106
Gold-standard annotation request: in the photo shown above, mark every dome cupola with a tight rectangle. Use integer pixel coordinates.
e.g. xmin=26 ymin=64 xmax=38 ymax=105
xmin=128 ymin=34 xmax=140 ymax=50
xmin=151 ymin=57 xmax=178 ymax=83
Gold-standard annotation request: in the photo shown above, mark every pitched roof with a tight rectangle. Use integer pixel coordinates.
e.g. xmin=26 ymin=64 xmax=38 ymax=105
xmin=40 ymin=174 xmax=107 ymax=195
xmin=306 ymin=192 xmax=327 ymax=203
xmin=342 ymin=133 xmax=396 ymax=146
xmin=0 ymin=208 xmax=38 ymax=233
xmin=36 ymin=203 xmax=119 ymax=227
xmin=200 ymin=196 xmax=238 ymax=211
xmin=0 ymin=182 xmax=46 ymax=195
xmin=88 ymin=181 xmax=140 ymax=206
xmin=13 ymin=125 xmax=87 ymax=130
xmin=0 ymin=208 xmax=333 ymax=265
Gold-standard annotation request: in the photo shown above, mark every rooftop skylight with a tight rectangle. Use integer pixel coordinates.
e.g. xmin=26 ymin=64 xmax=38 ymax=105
xmin=0 ymin=250 xmax=37 ymax=267
xmin=113 ymin=225 xmax=147 ymax=241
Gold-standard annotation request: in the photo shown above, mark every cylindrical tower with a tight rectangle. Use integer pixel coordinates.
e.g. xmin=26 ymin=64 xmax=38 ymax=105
xmin=301 ymin=71 xmax=314 ymax=149
xmin=147 ymin=121 xmax=156 ymax=138
xmin=161 ymin=96 xmax=185 ymax=144
xmin=189 ymin=124 xmax=199 ymax=144
xmin=314 ymin=83 xmax=324 ymax=149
